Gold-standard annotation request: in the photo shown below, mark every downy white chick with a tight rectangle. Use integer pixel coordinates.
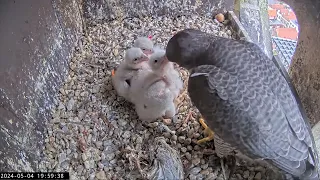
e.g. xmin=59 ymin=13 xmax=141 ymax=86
xmin=130 ymin=69 xmax=176 ymax=122
xmin=112 ymin=47 xmax=150 ymax=102
xmin=148 ymin=48 xmax=183 ymax=99
xmin=129 ymin=48 xmax=182 ymax=122
xmin=133 ymin=37 xmax=154 ymax=55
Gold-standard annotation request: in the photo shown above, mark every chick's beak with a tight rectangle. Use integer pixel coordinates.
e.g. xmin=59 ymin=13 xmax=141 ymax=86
xmin=162 ymin=56 xmax=169 ymax=65
xmin=111 ymin=66 xmax=117 ymax=76
xmin=139 ymin=55 xmax=149 ymax=63
xmin=159 ymin=57 xmax=169 ymax=70
xmin=143 ymin=50 xmax=153 ymax=55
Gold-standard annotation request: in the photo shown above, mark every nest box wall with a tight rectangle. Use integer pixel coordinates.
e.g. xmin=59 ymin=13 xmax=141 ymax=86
xmin=0 ymin=0 xmax=82 ymax=170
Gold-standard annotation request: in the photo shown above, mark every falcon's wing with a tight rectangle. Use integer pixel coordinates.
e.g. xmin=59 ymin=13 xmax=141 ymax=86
xmin=206 ymin=38 xmax=315 ymax=152
xmin=189 ymin=62 xmax=314 ymax=177
xmin=239 ymin=40 xmax=309 ymax=121
xmin=242 ymin=41 xmax=320 ymax=178
xmin=239 ymin=40 xmax=316 ymax=152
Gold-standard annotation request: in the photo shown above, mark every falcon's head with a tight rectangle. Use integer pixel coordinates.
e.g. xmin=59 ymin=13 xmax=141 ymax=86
xmin=166 ymin=29 xmax=212 ymax=70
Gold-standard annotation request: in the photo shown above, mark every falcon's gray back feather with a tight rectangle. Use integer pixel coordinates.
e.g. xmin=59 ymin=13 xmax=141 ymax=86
xmin=166 ymin=29 xmax=319 ymax=179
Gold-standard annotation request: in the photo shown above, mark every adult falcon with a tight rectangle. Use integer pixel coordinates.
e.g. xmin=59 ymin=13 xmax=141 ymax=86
xmin=165 ymin=29 xmax=320 ymax=179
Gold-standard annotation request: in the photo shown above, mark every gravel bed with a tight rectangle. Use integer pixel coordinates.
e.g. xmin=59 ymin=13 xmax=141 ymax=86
xmin=42 ymin=14 xmax=282 ymax=180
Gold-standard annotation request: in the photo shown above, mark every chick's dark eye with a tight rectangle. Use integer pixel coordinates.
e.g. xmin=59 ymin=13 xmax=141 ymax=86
xmin=154 ymin=60 xmax=158 ymax=63
xmin=142 ymin=48 xmax=146 ymax=50
xmin=134 ymin=58 xmax=138 ymax=61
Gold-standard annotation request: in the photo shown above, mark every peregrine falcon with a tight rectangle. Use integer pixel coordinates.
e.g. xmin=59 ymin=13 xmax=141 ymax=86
xmin=165 ymin=29 xmax=320 ymax=179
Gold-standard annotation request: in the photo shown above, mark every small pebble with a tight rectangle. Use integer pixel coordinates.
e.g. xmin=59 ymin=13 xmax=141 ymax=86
xmin=178 ymin=136 xmax=185 ymax=143
xmin=193 ymin=133 xmax=201 ymax=138
xmin=67 ymin=99 xmax=75 ymax=111
xmin=122 ymin=131 xmax=131 ymax=139
xmin=236 ymin=174 xmax=243 ymax=180
xmin=185 ymin=152 xmax=192 ymax=161
xmin=200 ymin=169 xmax=210 ymax=176
xmin=196 ymin=174 xmax=203 ymax=180
xmin=96 ymin=171 xmax=106 ymax=180
xmin=248 ymin=173 xmax=255 ymax=180
xmin=84 ymin=161 xmax=90 ymax=169
xmin=148 ymin=122 xmax=159 ymax=128
xmin=201 ymin=163 xmax=208 ymax=169
xmin=187 ymin=145 xmax=193 ymax=151
xmin=59 ymin=153 xmax=67 ymax=164
xmin=192 ymin=158 xmax=201 ymax=166
xmin=185 ymin=138 xmax=192 ymax=145
xmin=82 ymin=153 xmax=87 ymax=161
xmin=189 ymin=174 xmax=197 ymax=180
xmin=190 ymin=167 xmax=202 ymax=175
xmin=98 ymin=162 xmax=104 ymax=169
xmin=80 ymin=91 xmax=88 ymax=97
xmin=172 ymin=135 xmax=178 ymax=141
xmin=77 ymin=165 xmax=84 ymax=174
xmin=254 ymin=172 xmax=262 ymax=180
xmin=181 ymin=147 xmax=187 ymax=153
xmin=243 ymin=170 xmax=250 ymax=178
xmin=118 ymin=119 xmax=127 ymax=127
xmin=95 ymin=141 xmax=103 ymax=149
xmin=106 ymin=153 xmax=115 ymax=161
xmin=92 ymin=85 xmax=100 ymax=93
xmin=194 ymin=145 xmax=200 ymax=151
xmin=58 ymin=102 xmax=65 ymax=110
xmin=206 ymin=172 xmax=217 ymax=180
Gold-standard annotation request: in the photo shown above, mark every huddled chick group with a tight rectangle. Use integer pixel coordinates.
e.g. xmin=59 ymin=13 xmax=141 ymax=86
xmin=112 ymin=37 xmax=183 ymax=122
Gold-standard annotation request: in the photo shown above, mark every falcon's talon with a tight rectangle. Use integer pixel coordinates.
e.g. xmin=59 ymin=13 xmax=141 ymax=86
xmin=197 ymin=118 xmax=214 ymax=144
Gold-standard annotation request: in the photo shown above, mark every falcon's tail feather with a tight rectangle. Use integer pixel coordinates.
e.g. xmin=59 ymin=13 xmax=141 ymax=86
xmin=270 ymin=154 xmax=319 ymax=180
xmin=284 ymin=169 xmax=319 ymax=180
xmin=284 ymin=173 xmax=296 ymax=180
xmin=298 ymin=161 xmax=319 ymax=180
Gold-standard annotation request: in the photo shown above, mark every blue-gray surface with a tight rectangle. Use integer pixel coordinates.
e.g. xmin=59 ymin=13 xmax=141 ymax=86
xmin=291 ymin=19 xmax=299 ymax=26
xmin=272 ymin=36 xmax=297 ymax=71
xmin=269 ymin=19 xmax=284 ymax=26
xmin=268 ymin=0 xmax=281 ymax=4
